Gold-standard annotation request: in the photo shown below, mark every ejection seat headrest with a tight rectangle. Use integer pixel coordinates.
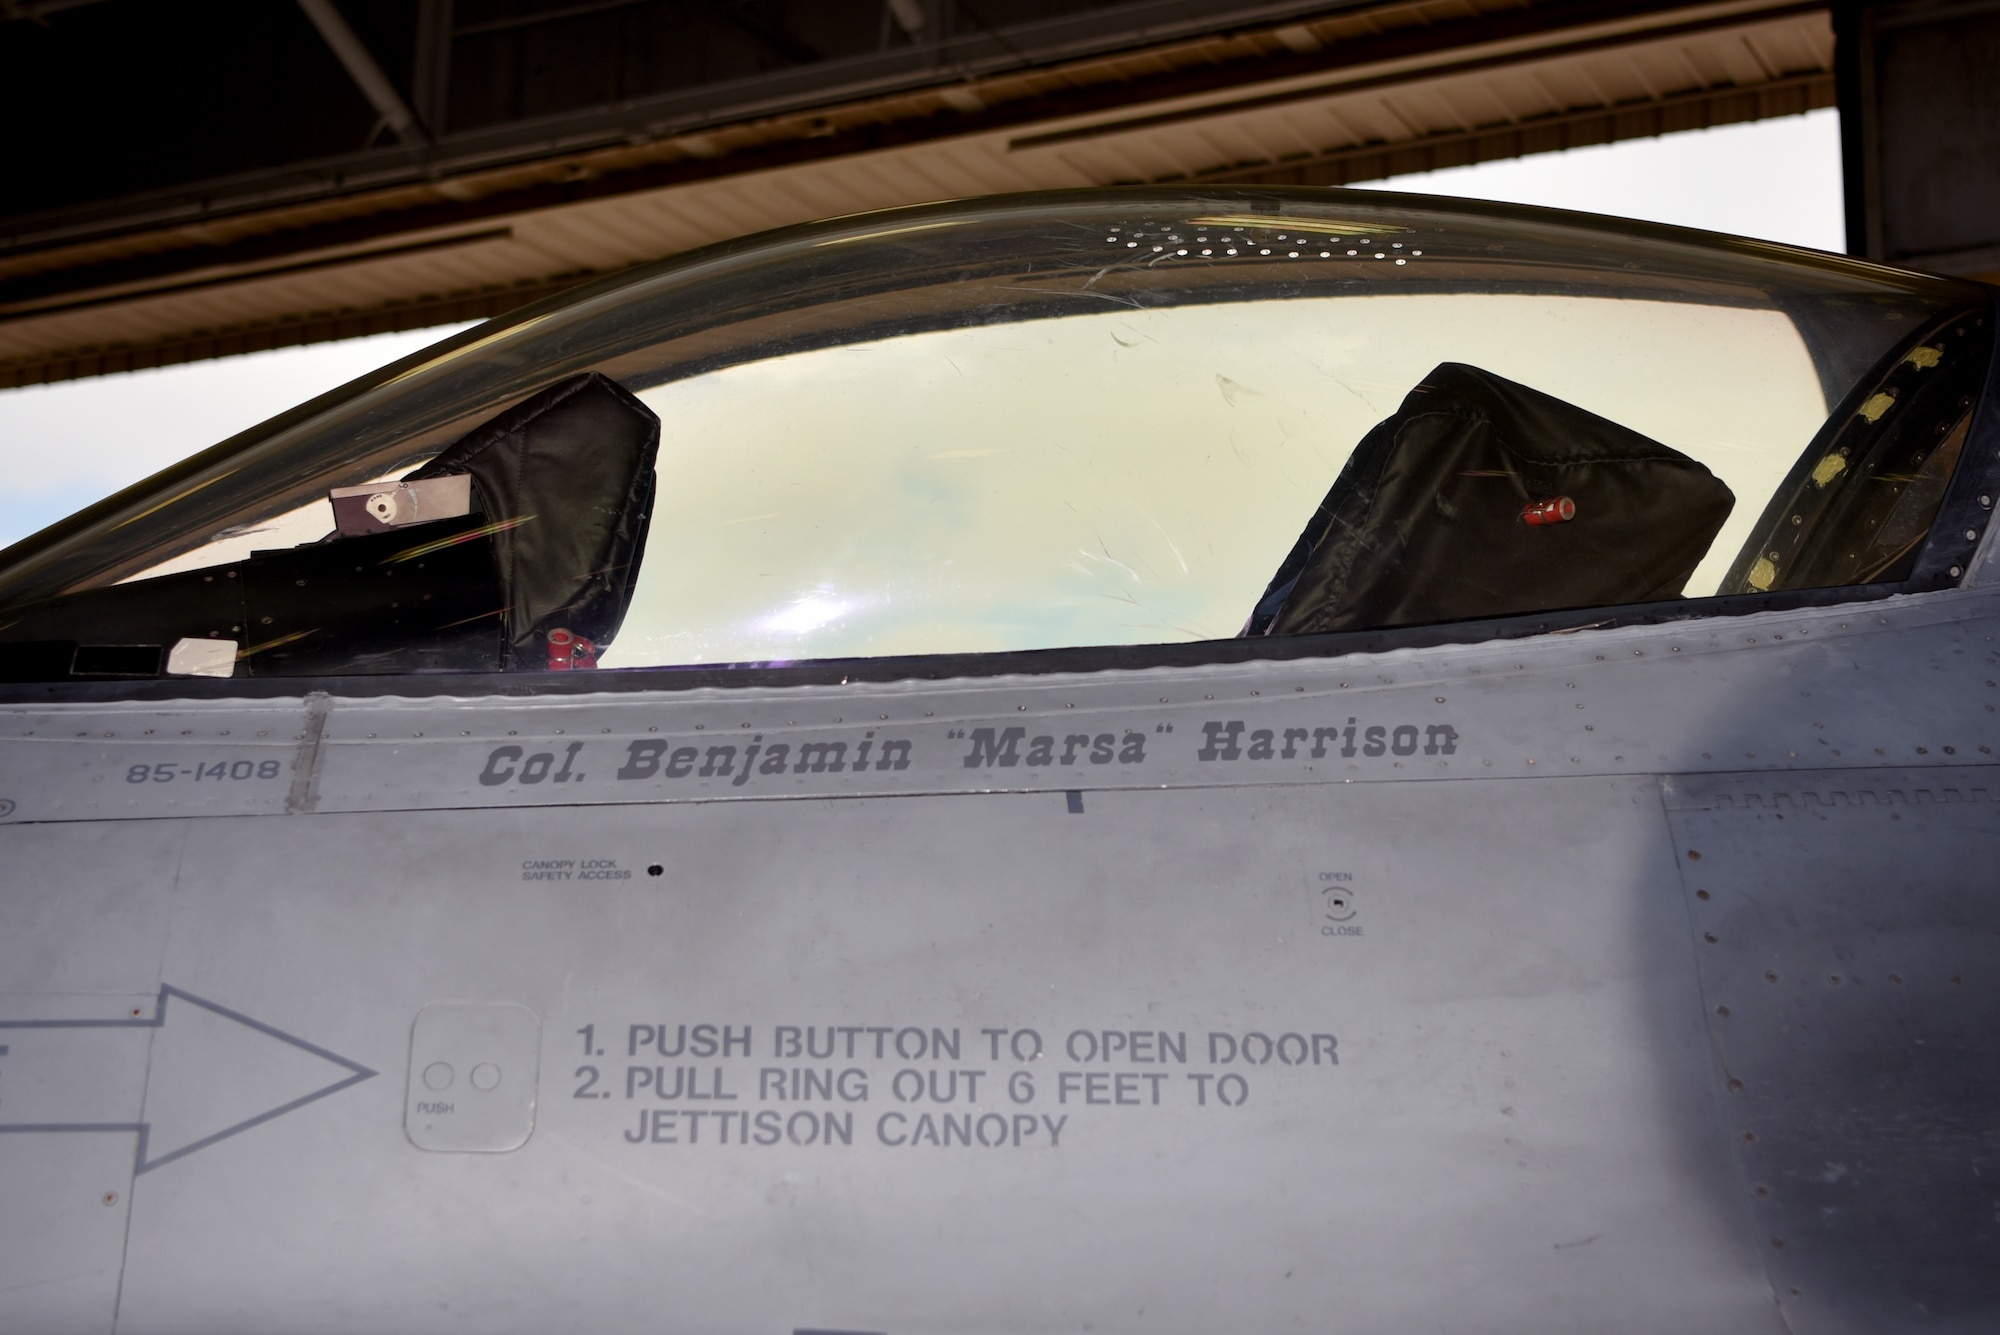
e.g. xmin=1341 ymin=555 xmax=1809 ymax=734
xmin=1249 ymin=363 xmax=1735 ymax=637
xmin=410 ymin=371 xmax=660 ymax=668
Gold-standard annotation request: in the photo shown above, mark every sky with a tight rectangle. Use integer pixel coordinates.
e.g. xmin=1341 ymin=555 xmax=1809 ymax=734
xmin=0 ymin=108 xmax=1845 ymax=553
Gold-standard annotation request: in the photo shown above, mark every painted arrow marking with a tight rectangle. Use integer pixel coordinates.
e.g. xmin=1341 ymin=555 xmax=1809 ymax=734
xmin=0 ymin=985 xmax=374 ymax=1174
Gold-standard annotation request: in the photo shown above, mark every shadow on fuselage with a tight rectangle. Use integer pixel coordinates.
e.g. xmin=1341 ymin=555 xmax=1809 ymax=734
xmin=1645 ymin=626 xmax=2000 ymax=1334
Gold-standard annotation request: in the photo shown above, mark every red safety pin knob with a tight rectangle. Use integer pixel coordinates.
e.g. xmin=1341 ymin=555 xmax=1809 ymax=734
xmin=546 ymin=628 xmax=598 ymax=670
xmin=1521 ymin=496 xmax=1577 ymax=526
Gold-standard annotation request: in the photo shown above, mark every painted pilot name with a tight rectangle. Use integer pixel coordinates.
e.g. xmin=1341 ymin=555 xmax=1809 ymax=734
xmin=473 ymin=713 xmax=1462 ymax=787
xmin=614 ymin=733 xmax=913 ymax=786
xmin=1196 ymin=718 xmax=1458 ymax=760
xmin=957 ymin=727 xmax=1147 ymax=768
xmin=480 ymin=741 xmax=584 ymax=786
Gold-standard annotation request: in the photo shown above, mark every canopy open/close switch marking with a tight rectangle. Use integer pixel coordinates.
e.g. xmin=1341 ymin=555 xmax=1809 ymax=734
xmin=405 ymin=1002 xmax=541 ymax=1153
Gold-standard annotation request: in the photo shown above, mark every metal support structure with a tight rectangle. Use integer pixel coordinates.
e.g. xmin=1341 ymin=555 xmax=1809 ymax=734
xmin=411 ymin=0 xmax=452 ymax=139
xmin=295 ymin=0 xmax=430 ymax=146
xmin=1837 ymin=0 xmax=2000 ymax=281
xmin=0 ymin=0 xmax=1866 ymax=388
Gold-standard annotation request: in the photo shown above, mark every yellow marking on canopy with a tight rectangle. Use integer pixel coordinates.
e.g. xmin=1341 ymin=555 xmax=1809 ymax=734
xmin=1904 ymin=345 xmax=1943 ymax=369
xmin=1858 ymin=391 xmax=1897 ymax=423
xmin=1746 ymin=557 xmax=1777 ymax=592
xmin=1811 ymin=454 xmax=1848 ymax=487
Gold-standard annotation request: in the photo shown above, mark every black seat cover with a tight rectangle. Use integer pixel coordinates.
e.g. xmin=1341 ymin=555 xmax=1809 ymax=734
xmin=0 ymin=371 xmax=658 ymax=681
xmin=411 ymin=371 xmax=660 ymax=667
xmin=1249 ymin=363 xmax=1735 ymax=636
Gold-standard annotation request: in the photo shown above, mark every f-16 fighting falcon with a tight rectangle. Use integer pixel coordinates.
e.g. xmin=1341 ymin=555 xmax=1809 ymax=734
xmin=2 ymin=187 xmax=1996 ymax=1334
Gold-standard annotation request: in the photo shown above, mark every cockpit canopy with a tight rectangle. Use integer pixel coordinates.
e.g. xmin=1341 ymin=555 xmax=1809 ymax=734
xmin=0 ymin=188 xmax=1990 ymax=682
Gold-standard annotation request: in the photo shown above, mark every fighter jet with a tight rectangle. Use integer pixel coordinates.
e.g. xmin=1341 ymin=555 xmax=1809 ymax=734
xmin=0 ymin=187 xmax=1994 ymax=1334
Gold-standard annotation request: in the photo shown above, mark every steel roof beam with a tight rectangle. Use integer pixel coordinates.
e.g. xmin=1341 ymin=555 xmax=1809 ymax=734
xmin=296 ymin=0 xmax=431 ymax=146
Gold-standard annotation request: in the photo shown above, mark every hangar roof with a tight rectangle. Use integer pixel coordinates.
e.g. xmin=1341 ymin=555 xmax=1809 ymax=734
xmin=0 ymin=0 xmax=1833 ymax=388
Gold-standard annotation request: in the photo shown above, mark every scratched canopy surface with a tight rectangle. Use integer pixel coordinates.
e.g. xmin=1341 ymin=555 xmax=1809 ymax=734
xmin=614 ymin=293 xmax=1821 ymax=664
xmin=0 ymin=188 xmax=1984 ymax=681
